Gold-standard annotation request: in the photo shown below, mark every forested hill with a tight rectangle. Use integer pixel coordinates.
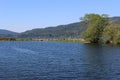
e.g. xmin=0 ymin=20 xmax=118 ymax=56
xmin=110 ymin=17 xmax=120 ymax=24
xmin=18 ymin=17 xmax=120 ymax=38
xmin=16 ymin=17 xmax=120 ymax=38
xmin=0 ymin=29 xmax=18 ymax=37
xmin=18 ymin=21 xmax=87 ymax=38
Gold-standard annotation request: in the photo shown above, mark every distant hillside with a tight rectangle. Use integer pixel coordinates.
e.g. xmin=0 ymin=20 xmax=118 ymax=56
xmin=19 ymin=21 xmax=87 ymax=38
xmin=19 ymin=17 xmax=120 ymax=38
xmin=18 ymin=17 xmax=120 ymax=38
xmin=0 ymin=29 xmax=18 ymax=37
xmin=110 ymin=17 xmax=120 ymax=24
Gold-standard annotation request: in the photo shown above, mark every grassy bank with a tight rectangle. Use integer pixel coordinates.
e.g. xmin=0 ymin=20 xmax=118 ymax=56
xmin=48 ymin=38 xmax=90 ymax=43
xmin=0 ymin=38 xmax=32 ymax=41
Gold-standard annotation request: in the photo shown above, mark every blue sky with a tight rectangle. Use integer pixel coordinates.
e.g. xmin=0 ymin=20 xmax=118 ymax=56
xmin=0 ymin=0 xmax=120 ymax=32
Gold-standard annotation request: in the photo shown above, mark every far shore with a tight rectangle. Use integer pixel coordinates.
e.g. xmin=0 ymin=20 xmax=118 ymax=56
xmin=0 ymin=37 xmax=89 ymax=43
xmin=0 ymin=37 xmax=120 ymax=45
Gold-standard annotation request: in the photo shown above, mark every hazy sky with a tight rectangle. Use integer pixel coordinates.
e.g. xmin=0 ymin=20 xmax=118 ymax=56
xmin=0 ymin=0 xmax=119 ymax=32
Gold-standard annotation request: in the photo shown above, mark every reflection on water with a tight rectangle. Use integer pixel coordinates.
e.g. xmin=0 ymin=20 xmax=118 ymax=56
xmin=0 ymin=42 xmax=120 ymax=80
xmin=83 ymin=44 xmax=120 ymax=80
xmin=83 ymin=44 xmax=107 ymax=80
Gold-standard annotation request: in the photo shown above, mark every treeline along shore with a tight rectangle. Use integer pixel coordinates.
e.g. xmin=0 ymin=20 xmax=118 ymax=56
xmin=0 ymin=37 xmax=88 ymax=43
xmin=0 ymin=37 xmax=16 ymax=41
xmin=0 ymin=37 xmax=32 ymax=41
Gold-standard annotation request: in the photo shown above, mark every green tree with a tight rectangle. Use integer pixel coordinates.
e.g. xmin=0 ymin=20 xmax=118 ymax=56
xmin=103 ymin=22 xmax=120 ymax=44
xmin=80 ymin=13 xmax=109 ymax=43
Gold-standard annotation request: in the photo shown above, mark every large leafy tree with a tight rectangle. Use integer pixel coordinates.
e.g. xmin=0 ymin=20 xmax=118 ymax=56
xmin=103 ymin=22 xmax=120 ymax=44
xmin=80 ymin=14 xmax=109 ymax=43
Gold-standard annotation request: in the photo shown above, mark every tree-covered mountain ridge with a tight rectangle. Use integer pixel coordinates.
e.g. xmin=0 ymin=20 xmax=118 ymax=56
xmin=0 ymin=29 xmax=18 ymax=35
xmin=18 ymin=17 xmax=120 ymax=38
xmin=19 ymin=22 xmax=85 ymax=38
xmin=0 ymin=29 xmax=18 ymax=37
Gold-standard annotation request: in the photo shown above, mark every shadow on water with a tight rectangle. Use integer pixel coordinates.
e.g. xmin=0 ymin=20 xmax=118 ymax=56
xmin=84 ymin=44 xmax=110 ymax=80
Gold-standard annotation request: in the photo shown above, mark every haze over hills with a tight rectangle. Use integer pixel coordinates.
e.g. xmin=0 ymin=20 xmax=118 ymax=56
xmin=0 ymin=17 xmax=120 ymax=38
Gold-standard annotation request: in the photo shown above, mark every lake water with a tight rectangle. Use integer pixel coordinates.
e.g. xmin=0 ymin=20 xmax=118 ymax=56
xmin=0 ymin=42 xmax=120 ymax=80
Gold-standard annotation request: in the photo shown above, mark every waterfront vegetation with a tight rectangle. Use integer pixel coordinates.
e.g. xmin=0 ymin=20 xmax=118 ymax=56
xmin=0 ymin=37 xmax=32 ymax=41
xmin=0 ymin=37 xmax=17 ymax=41
xmin=48 ymin=38 xmax=88 ymax=43
xmin=81 ymin=13 xmax=120 ymax=45
xmin=49 ymin=14 xmax=120 ymax=45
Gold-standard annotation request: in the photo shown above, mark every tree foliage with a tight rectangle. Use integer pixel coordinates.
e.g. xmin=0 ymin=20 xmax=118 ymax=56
xmin=81 ymin=13 xmax=109 ymax=43
xmin=103 ymin=22 xmax=120 ymax=44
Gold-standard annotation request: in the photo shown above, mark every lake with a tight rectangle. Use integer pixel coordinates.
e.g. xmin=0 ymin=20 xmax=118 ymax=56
xmin=0 ymin=42 xmax=120 ymax=80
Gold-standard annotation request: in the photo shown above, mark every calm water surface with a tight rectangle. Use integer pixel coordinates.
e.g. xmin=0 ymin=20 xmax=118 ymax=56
xmin=0 ymin=42 xmax=120 ymax=80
